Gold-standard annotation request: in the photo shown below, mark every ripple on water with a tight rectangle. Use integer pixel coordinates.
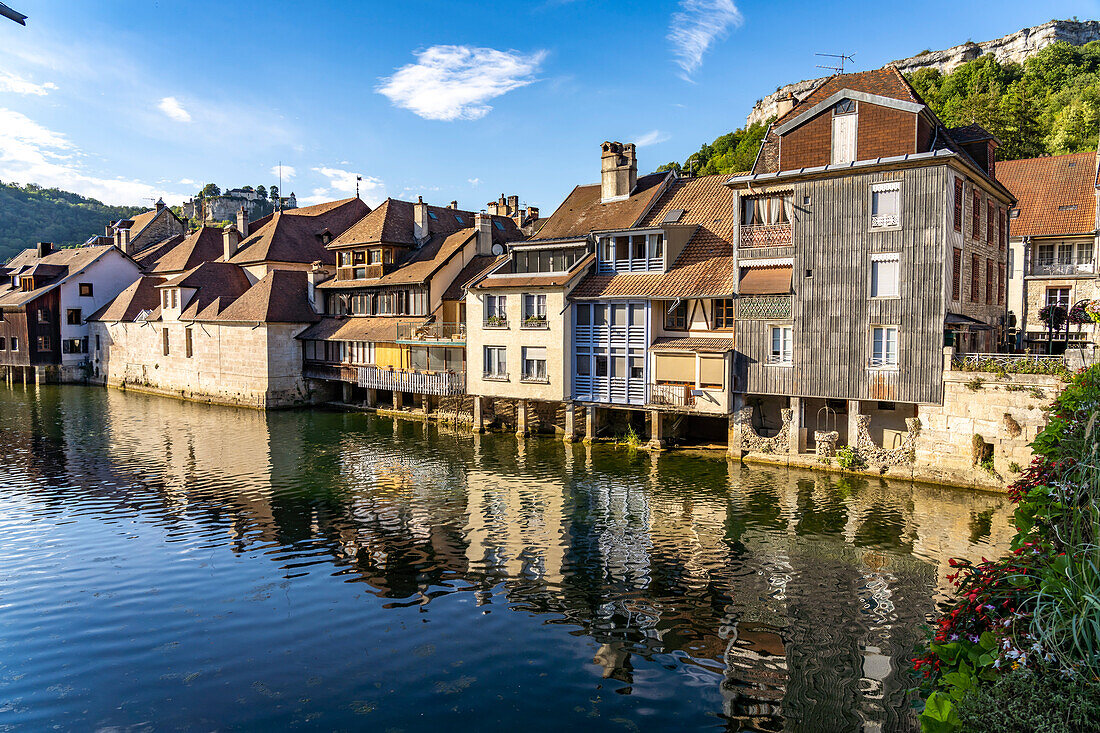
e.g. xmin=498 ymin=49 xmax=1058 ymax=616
xmin=0 ymin=385 xmax=1014 ymax=731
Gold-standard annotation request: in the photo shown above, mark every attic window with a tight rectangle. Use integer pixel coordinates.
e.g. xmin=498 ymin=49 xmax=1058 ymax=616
xmin=454 ymin=215 xmax=465 ymax=224
xmin=834 ymin=98 xmax=856 ymax=115
xmin=493 ymin=220 xmax=505 ymax=231
xmin=428 ymin=211 xmax=439 ymax=220
xmin=1067 ymin=162 xmax=1077 ymax=167
xmin=1009 ymin=209 xmax=1020 ymax=219
xmin=661 ymin=209 xmax=685 ymax=224
xmin=1058 ymin=204 xmax=1079 ymax=211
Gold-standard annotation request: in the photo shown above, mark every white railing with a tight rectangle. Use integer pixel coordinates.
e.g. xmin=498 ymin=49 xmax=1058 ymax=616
xmin=357 ymin=366 xmax=465 ymax=396
xmin=871 ymin=213 xmax=899 ymax=228
xmin=953 ymin=353 xmax=1066 ymax=369
xmin=1031 ymin=262 xmax=1095 ymax=276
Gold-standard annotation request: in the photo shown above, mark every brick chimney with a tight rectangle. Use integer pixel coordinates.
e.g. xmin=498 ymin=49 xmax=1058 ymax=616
xmin=236 ymin=206 xmax=249 ymax=237
xmin=413 ymin=196 xmax=429 ymax=244
xmin=601 ymin=141 xmax=637 ymax=203
xmin=527 ymin=206 xmax=539 ymax=221
xmin=223 ymin=225 xmax=241 ymax=261
xmin=475 ymin=212 xmax=493 ymax=256
xmin=36 ymin=242 xmax=52 ymax=258
xmin=307 ymin=261 xmax=329 ymax=314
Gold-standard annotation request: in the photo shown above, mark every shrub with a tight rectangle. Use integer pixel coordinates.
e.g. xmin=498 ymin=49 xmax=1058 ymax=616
xmin=836 ymin=445 xmax=866 ymax=470
xmin=965 ymin=377 xmax=984 ymax=391
xmin=954 ymin=670 xmax=1100 ymax=733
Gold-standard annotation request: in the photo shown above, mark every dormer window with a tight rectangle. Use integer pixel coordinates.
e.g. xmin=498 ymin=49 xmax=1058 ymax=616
xmin=831 ymin=99 xmax=857 ymax=164
xmin=369 ymin=249 xmax=382 ymax=264
xmin=597 ymin=232 xmax=663 ymax=273
xmin=20 ymin=277 xmax=33 ymax=291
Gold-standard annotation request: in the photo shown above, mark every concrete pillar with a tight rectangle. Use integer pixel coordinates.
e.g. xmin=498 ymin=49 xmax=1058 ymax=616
xmin=847 ymin=400 xmax=862 ymax=448
xmin=472 ymin=397 xmax=485 ymax=433
xmin=584 ymin=405 xmax=597 ymax=444
xmin=363 ymin=388 xmax=376 ymax=408
xmin=727 ymin=393 xmax=744 ymax=459
xmin=341 ymin=382 xmax=353 ymax=403
xmin=394 ymin=391 xmax=404 ymax=410
xmin=648 ymin=410 xmax=665 ymax=449
xmin=789 ymin=396 xmax=804 ymax=454
xmin=516 ymin=400 xmax=528 ymax=436
xmin=943 ymin=345 xmax=956 ymax=372
xmin=562 ymin=402 xmax=576 ymax=442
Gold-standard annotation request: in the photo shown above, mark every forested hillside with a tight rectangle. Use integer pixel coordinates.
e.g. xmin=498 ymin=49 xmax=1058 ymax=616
xmin=661 ymin=40 xmax=1100 ymax=177
xmin=0 ymin=182 xmax=145 ymax=264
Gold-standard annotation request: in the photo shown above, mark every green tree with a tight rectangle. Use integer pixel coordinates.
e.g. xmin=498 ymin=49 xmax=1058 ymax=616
xmin=256 ymin=185 xmax=267 ymax=200
xmin=269 ymin=185 xmax=279 ymax=202
xmin=199 ymin=183 xmax=221 ymax=198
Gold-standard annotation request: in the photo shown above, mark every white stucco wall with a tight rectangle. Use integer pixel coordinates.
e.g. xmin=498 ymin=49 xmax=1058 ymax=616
xmin=58 ymin=249 xmax=142 ymax=366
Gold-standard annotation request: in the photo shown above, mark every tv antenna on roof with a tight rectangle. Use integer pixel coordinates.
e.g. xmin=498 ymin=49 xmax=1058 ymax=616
xmin=816 ymin=52 xmax=855 ymax=74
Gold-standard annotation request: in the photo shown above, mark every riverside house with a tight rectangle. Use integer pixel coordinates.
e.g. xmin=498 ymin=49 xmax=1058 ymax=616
xmin=88 ymin=198 xmax=368 ymax=407
xmin=297 ymin=197 xmax=525 ymax=411
xmin=998 ymin=150 xmax=1099 ymax=353
xmin=724 ymin=67 xmax=1015 ymax=453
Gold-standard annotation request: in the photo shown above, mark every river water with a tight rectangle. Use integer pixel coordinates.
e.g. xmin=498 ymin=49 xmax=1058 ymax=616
xmin=0 ymin=385 xmax=1014 ymax=731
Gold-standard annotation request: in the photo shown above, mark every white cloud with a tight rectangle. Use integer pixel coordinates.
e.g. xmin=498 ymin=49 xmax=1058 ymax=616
xmin=157 ymin=96 xmax=191 ymax=123
xmin=668 ymin=0 xmax=742 ymax=80
xmin=635 ymin=130 xmax=671 ymax=147
xmin=270 ymin=164 xmax=296 ymax=180
xmin=0 ymin=107 xmax=187 ymax=205
xmin=467 ymin=177 xmax=480 ymax=186
xmin=0 ymin=70 xmax=57 ymax=96
xmin=377 ymin=45 xmax=546 ymax=121
xmin=179 ymin=178 xmax=196 ymax=186
xmin=301 ymin=167 xmax=386 ymax=207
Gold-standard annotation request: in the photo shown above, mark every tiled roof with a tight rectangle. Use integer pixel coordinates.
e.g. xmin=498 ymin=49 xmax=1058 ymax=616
xmin=131 ymin=234 xmax=185 ymax=270
xmin=159 ymin=260 xmax=251 ymax=293
xmin=227 ymin=198 xmax=369 ymax=265
xmin=213 ymin=269 xmax=320 ymax=323
xmin=296 ymin=316 xmax=405 ymax=342
xmin=996 ymin=151 xmax=1098 ymax=237
xmin=149 ymin=227 xmax=224 ymax=274
xmin=471 ymin=254 xmax=597 ymax=291
xmin=123 ymin=208 xmax=158 ymax=236
xmin=948 ymin=123 xmax=997 ymax=145
xmin=0 ymin=245 xmax=119 ymax=308
xmin=772 ymin=66 xmax=921 ymax=128
xmin=329 ymin=198 xmax=478 ymax=248
xmin=87 ymin=276 xmax=167 ymax=322
xmin=532 ymin=172 xmax=670 ymax=240
xmin=651 ymin=336 xmax=735 ymax=352
xmin=571 ymin=174 xmax=737 ymax=299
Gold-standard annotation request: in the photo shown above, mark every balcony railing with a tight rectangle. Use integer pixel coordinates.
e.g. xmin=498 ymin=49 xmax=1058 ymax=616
xmin=396 ymin=321 xmax=465 ymax=341
xmin=357 ymin=365 xmax=465 ymax=396
xmin=737 ymin=295 xmax=793 ymax=320
xmin=871 ymin=213 xmax=899 ymax=228
xmin=521 ymin=316 xmax=549 ymax=329
xmin=1030 ymin=262 xmax=1095 ymax=276
xmin=304 ymin=361 xmax=360 ymax=382
xmin=483 ymin=316 xmax=509 ymax=329
xmin=953 ymin=352 xmax=1066 ymax=370
xmin=336 ymin=263 xmax=389 ymax=281
xmin=739 ymin=223 xmax=792 ymax=248
xmin=647 ymin=383 xmax=696 ymax=408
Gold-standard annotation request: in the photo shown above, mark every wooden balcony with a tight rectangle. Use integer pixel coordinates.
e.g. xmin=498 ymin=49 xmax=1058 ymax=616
xmin=739 ymin=223 xmax=792 ymax=248
xmin=303 ymin=361 xmax=359 ymax=382
xmin=357 ymin=365 xmax=465 ymax=396
xmin=647 ymin=382 xmax=695 ymax=409
xmin=396 ymin=321 xmax=465 ymax=342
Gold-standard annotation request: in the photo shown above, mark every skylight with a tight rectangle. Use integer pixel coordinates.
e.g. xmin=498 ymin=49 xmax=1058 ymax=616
xmin=1058 ymin=204 xmax=1079 ymax=211
xmin=662 ymin=209 xmax=685 ymax=224
xmin=493 ymin=221 xmax=505 ymax=230
xmin=428 ymin=211 xmax=438 ymax=220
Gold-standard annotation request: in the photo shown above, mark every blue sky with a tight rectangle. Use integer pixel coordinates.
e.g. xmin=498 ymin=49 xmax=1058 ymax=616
xmin=0 ymin=0 xmax=1096 ymax=212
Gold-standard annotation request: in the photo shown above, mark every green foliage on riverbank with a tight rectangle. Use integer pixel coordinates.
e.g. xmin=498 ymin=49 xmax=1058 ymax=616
xmin=0 ymin=182 xmax=144 ymax=265
xmin=915 ymin=364 xmax=1100 ymax=733
xmin=908 ymin=41 xmax=1100 ymax=161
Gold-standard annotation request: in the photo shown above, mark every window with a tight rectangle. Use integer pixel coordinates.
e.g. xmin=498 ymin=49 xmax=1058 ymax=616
xmin=870 ymin=256 xmax=899 ymax=297
xmin=62 ymin=338 xmax=85 ymax=354
xmin=369 ymin=249 xmax=382 ymax=264
xmin=595 ymin=355 xmax=608 ymax=377
xmin=831 ymin=101 xmax=857 ymax=164
xmin=1078 ymin=241 xmax=1094 ymax=271
xmin=985 ymin=258 xmax=994 ymax=304
xmin=972 ymin=191 xmax=981 ymax=240
xmin=78 ymin=283 xmax=93 ymax=297
xmin=870 ymin=183 xmax=900 ymax=228
xmin=741 ymin=195 xmax=792 ymax=226
xmin=352 ymin=250 xmax=366 ymax=265
xmin=986 ymin=202 xmax=994 ymax=245
xmin=485 ymin=295 xmax=507 ymax=326
xmin=953 ymin=178 xmax=963 ymax=232
xmin=66 ymin=309 xmax=82 ymax=325
xmin=0 ymin=338 xmax=5 ymax=350
xmin=998 ymin=263 xmax=1005 ymax=305
xmin=484 ymin=346 xmax=507 ymax=379
xmin=522 ymin=346 xmax=547 ymax=382
xmin=1046 ymin=288 xmax=1070 ymax=307
xmin=769 ymin=325 xmax=793 ymax=364
xmin=162 ymin=289 xmax=170 ymax=309
xmin=713 ymin=298 xmax=735 ymax=329
xmin=871 ymin=326 xmax=898 ymax=368
xmin=576 ymin=353 xmax=591 ymax=376
xmin=170 ymin=289 xmax=178 ymax=309
xmin=952 ymin=248 xmax=962 ymax=301
xmin=162 ymin=328 xmax=170 ymax=356
xmin=10 ymin=337 xmax=18 ymax=352
xmin=970 ymin=253 xmax=980 ymax=302
xmin=1035 ymin=243 xmax=1055 ymax=269
xmin=37 ymin=335 xmax=51 ymax=352
xmin=664 ymin=301 xmax=687 ymax=330
xmin=999 ymin=209 xmax=1006 ymax=251
xmin=522 ymin=294 xmax=547 ymax=327
xmin=185 ymin=328 xmax=193 ymax=358
xmin=37 ymin=309 xmax=49 ymax=324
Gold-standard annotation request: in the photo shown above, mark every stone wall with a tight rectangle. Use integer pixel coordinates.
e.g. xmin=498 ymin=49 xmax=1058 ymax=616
xmin=914 ymin=369 xmax=1062 ymax=489
xmin=747 ymin=20 xmax=1100 ymax=127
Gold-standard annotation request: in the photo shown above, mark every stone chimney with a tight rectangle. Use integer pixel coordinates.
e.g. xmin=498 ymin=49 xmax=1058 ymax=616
xmin=155 ymin=197 xmax=166 ymax=212
xmin=600 ymin=141 xmax=637 ymax=203
xmin=506 ymin=195 xmax=519 ymax=213
xmin=527 ymin=206 xmax=539 ymax=221
xmin=223 ymin=225 xmax=241 ymax=261
xmin=36 ymin=242 xmax=52 ymax=258
xmin=774 ymin=93 xmax=796 ymax=119
xmin=475 ymin=212 xmax=493 ymax=256
xmin=307 ymin=261 xmax=329 ymax=314
xmin=413 ymin=196 xmax=429 ymax=244
xmin=236 ymin=206 xmax=249 ymax=237
xmin=448 ymin=200 xmax=458 ymax=209
xmin=118 ymin=227 xmax=132 ymax=255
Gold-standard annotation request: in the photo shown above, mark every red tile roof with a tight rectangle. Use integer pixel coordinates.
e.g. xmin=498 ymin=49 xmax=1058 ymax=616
xmin=532 ymin=173 xmax=670 ymax=240
xmin=149 ymin=226 xmax=224 ymax=274
xmin=214 ymin=269 xmax=320 ymax=323
xmin=996 ymin=151 xmax=1098 ymax=237
xmin=571 ymin=174 xmax=737 ymax=299
xmin=329 ymin=198 xmax=479 ymax=248
xmin=86 ymin=275 xmax=167 ymax=322
xmin=228 ymin=198 xmax=369 ymax=265
xmin=772 ymin=66 xmax=921 ymax=128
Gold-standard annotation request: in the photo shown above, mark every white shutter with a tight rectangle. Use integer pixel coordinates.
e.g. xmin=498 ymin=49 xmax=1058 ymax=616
xmin=831 ymin=114 xmax=857 ymax=164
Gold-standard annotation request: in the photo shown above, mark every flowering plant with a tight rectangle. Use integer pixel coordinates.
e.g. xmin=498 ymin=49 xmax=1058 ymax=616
xmin=1037 ymin=304 xmax=1067 ymax=330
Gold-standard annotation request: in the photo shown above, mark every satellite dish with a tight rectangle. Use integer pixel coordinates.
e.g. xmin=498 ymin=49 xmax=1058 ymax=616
xmin=491 ymin=243 xmax=504 ymax=256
